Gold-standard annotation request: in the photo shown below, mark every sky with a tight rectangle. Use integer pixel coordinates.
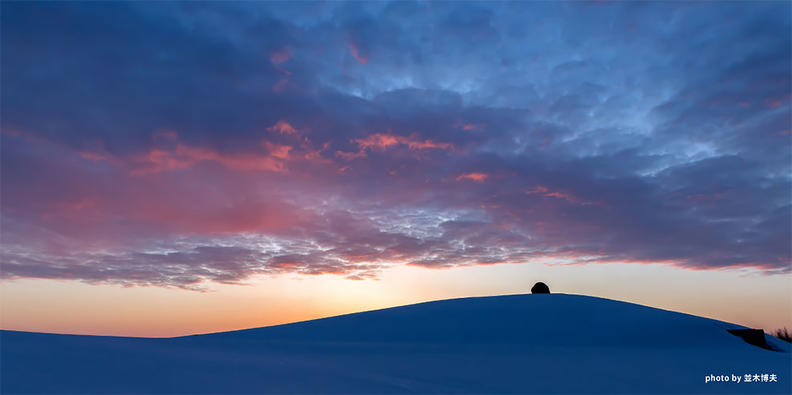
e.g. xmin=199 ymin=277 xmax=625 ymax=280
xmin=1 ymin=1 xmax=790 ymax=337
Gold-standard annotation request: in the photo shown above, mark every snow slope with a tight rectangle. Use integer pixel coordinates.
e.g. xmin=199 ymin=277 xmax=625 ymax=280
xmin=1 ymin=294 xmax=789 ymax=393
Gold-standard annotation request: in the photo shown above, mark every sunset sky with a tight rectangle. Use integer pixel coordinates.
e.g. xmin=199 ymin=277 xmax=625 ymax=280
xmin=1 ymin=1 xmax=790 ymax=337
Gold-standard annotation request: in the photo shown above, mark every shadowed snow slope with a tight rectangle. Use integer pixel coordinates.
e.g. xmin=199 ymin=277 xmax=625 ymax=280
xmin=1 ymin=294 xmax=790 ymax=393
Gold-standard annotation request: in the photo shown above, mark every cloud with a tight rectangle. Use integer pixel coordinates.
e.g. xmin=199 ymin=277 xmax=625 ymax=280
xmin=456 ymin=172 xmax=488 ymax=182
xmin=1 ymin=1 xmax=790 ymax=289
xmin=347 ymin=41 xmax=369 ymax=64
xmin=353 ymin=133 xmax=454 ymax=151
xmin=267 ymin=120 xmax=300 ymax=135
xmin=525 ymin=186 xmax=592 ymax=205
xmin=269 ymin=48 xmax=292 ymax=65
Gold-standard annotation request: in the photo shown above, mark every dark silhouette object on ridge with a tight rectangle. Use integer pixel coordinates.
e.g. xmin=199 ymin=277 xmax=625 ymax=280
xmin=531 ymin=282 xmax=550 ymax=294
xmin=727 ymin=328 xmax=779 ymax=351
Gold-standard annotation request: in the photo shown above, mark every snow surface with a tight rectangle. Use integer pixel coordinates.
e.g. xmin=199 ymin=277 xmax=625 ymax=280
xmin=1 ymin=293 xmax=790 ymax=393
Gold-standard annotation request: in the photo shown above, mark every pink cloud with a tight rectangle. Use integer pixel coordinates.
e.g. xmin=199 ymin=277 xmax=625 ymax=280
xmin=335 ymin=150 xmax=367 ymax=160
xmin=347 ymin=41 xmax=369 ymax=64
xmin=453 ymin=122 xmax=486 ymax=131
xmin=263 ymin=142 xmax=293 ymax=160
xmin=78 ymin=126 xmax=335 ymax=179
xmin=267 ymin=120 xmax=299 ymax=135
xmin=525 ymin=185 xmax=590 ymax=205
xmin=336 ymin=133 xmax=454 ymax=160
xmin=272 ymin=78 xmax=289 ymax=93
xmin=269 ymin=48 xmax=292 ymax=65
xmin=353 ymin=133 xmax=453 ymax=151
xmin=456 ymin=172 xmax=489 ymax=182
xmin=80 ymin=137 xmax=305 ymax=177
xmin=764 ymin=94 xmax=790 ymax=109
xmin=353 ymin=133 xmax=401 ymax=150
xmin=128 ymin=144 xmax=287 ymax=175
xmin=269 ymin=48 xmax=293 ymax=77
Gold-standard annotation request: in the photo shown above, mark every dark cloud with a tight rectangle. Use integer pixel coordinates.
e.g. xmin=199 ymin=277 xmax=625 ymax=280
xmin=1 ymin=1 xmax=790 ymax=289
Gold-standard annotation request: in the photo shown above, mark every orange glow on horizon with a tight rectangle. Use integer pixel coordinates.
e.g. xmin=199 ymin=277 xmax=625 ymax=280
xmin=2 ymin=263 xmax=790 ymax=338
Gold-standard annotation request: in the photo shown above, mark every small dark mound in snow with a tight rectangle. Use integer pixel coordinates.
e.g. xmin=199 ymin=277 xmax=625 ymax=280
xmin=531 ymin=282 xmax=550 ymax=294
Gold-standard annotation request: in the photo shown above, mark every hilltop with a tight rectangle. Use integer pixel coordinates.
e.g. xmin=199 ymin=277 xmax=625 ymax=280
xmin=2 ymin=294 xmax=789 ymax=393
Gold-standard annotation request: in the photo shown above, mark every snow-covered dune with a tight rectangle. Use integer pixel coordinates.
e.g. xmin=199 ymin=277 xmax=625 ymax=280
xmin=2 ymin=294 xmax=789 ymax=393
